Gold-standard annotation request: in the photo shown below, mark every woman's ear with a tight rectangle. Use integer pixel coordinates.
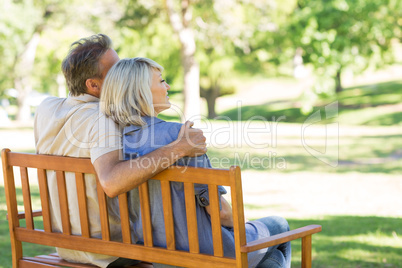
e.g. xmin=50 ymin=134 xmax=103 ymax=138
xmin=85 ymin=78 xmax=101 ymax=98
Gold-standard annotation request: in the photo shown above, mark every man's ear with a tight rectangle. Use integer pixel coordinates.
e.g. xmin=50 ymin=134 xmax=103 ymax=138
xmin=85 ymin=78 xmax=101 ymax=98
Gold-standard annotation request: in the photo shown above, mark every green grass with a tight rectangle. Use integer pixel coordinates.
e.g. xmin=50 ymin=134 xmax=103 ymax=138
xmin=206 ymin=131 xmax=402 ymax=174
xmin=288 ymin=216 xmax=402 ymax=267
xmin=220 ymin=80 xmax=402 ymax=126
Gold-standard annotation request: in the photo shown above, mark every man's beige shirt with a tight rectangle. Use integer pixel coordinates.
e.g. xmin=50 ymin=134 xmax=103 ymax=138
xmin=34 ymin=94 xmax=123 ymax=267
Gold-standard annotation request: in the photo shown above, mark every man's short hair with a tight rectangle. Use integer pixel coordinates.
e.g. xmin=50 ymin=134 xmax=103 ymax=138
xmin=62 ymin=34 xmax=112 ymax=96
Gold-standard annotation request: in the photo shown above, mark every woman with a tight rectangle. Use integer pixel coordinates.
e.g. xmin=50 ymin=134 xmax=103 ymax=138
xmin=100 ymin=57 xmax=291 ymax=268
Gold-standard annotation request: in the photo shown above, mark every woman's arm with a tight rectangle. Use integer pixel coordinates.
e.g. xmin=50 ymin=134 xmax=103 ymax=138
xmin=205 ymin=196 xmax=234 ymax=228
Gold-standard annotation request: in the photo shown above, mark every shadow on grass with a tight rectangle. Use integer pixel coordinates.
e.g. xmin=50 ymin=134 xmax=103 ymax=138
xmin=288 ymin=216 xmax=402 ymax=267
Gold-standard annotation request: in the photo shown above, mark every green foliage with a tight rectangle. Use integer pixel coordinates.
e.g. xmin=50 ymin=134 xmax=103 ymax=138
xmin=281 ymin=0 xmax=401 ymax=94
xmin=116 ymin=1 xmax=182 ymax=89
xmin=0 ymin=1 xmax=39 ymax=92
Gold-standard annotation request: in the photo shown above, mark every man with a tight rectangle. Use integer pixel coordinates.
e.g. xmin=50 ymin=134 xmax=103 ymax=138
xmin=34 ymin=34 xmax=207 ymax=267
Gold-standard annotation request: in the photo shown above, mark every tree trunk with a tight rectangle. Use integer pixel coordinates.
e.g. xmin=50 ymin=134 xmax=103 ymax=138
xmin=204 ymin=88 xmax=219 ymax=119
xmin=14 ymin=32 xmax=41 ymax=122
xmin=164 ymin=0 xmax=201 ymax=122
xmin=179 ymin=29 xmax=201 ymax=121
xmin=335 ymin=68 xmax=343 ymax=93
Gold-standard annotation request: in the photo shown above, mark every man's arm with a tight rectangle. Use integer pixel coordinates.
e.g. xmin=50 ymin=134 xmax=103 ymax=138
xmin=94 ymin=121 xmax=207 ymax=198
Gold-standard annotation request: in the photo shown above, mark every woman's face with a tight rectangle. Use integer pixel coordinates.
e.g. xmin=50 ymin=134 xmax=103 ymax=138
xmin=150 ymin=69 xmax=171 ymax=114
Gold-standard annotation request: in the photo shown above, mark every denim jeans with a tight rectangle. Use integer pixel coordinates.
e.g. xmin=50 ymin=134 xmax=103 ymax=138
xmin=255 ymin=216 xmax=291 ymax=268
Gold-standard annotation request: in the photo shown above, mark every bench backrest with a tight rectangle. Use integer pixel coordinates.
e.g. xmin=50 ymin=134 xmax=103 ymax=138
xmin=2 ymin=148 xmax=248 ymax=268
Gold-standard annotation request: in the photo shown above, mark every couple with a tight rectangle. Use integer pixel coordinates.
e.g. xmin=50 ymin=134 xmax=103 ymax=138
xmin=34 ymin=34 xmax=290 ymax=268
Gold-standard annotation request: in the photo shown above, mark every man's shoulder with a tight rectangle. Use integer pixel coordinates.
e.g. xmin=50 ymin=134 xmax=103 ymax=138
xmin=38 ymin=96 xmax=64 ymax=107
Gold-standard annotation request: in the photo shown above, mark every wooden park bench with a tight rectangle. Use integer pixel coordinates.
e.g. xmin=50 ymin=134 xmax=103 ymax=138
xmin=2 ymin=148 xmax=322 ymax=267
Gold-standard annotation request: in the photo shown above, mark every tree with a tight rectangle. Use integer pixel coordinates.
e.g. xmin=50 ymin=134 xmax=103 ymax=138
xmin=199 ymin=55 xmax=235 ymax=118
xmin=1 ymin=1 xmax=42 ymax=121
xmin=164 ymin=0 xmax=201 ymax=121
xmin=283 ymin=0 xmax=401 ymax=94
xmin=194 ymin=0 xmax=283 ymax=118
xmin=118 ymin=0 xmax=300 ymax=119
xmin=0 ymin=1 xmax=71 ymax=121
xmin=0 ymin=0 xmax=126 ymax=121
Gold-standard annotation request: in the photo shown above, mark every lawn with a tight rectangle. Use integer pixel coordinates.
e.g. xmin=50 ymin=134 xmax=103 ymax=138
xmin=289 ymin=216 xmax=402 ymax=267
xmin=1 ymin=79 xmax=401 ymax=267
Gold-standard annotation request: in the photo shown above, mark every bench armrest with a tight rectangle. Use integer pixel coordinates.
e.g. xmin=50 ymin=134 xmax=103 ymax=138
xmin=241 ymin=224 xmax=322 ymax=253
xmin=6 ymin=210 xmax=43 ymax=220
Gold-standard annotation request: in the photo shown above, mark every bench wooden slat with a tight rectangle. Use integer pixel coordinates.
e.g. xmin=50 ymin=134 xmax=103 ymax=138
xmin=152 ymin=167 xmax=232 ymax=186
xmin=75 ymin=172 xmax=90 ymax=238
xmin=19 ymin=259 xmax=60 ymax=267
xmin=6 ymin=210 xmax=43 ymax=220
xmin=20 ymin=167 xmax=34 ymax=230
xmin=161 ymin=180 xmax=175 ymax=250
xmin=118 ymin=192 xmax=132 ymax=244
xmin=7 ymin=152 xmax=95 ymax=173
xmin=37 ymin=168 xmax=52 ymax=233
xmin=23 ymin=255 xmax=97 ymax=267
xmin=96 ymin=179 xmax=110 ymax=241
xmin=56 ymin=170 xmax=71 ymax=235
xmin=229 ymin=166 xmax=248 ymax=268
xmin=208 ymin=184 xmax=223 ymax=257
xmin=139 ymin=182 xmax=153 ymax=247
xmin=184 ymin=182 xmax=199 ymax=253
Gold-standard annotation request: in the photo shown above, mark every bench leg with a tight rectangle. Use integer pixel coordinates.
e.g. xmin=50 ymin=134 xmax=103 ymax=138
xmin=301 ymin=235 xmax=312 ymax=268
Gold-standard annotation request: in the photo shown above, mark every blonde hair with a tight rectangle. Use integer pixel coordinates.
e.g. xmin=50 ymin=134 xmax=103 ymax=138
xmin=100 ymin=57 xmax=164 ymax=126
